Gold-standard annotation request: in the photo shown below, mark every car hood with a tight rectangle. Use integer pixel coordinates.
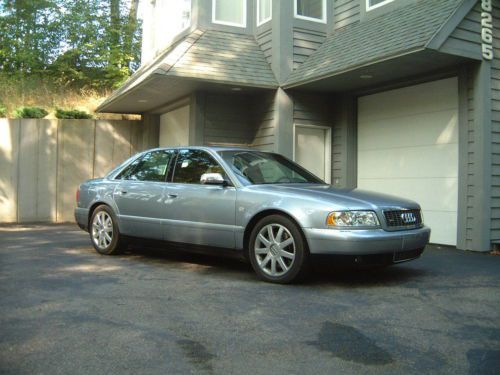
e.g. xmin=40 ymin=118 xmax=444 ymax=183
xmin=247 ymin=184 xmax=420 ymax=210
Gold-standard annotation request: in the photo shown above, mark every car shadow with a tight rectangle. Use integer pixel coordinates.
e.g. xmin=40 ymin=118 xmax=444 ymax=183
xmin=126 ymin=244 xmax=251 ymax=272
xmin=124 ymin=243 xmax=428 ymax=287
xmin=305 ymin=262 xmax=429 ymax=287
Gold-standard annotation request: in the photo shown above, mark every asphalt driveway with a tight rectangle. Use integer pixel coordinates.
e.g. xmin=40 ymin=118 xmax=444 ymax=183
xmin=0 ymin=225 xmax=499 ymax=375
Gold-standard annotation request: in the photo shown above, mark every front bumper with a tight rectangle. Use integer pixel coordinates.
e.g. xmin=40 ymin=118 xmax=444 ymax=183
xmin=303 ymin=226 xmax=431 ymax=255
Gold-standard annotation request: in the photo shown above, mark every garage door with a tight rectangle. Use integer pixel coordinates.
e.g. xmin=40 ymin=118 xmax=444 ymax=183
xmin=294 ymin=124 xmax=332 ymax=183
xmin=357 ymin=78 xmax=458 ymax=245
xmin=159 ymin=105 xmax=190 ymax=147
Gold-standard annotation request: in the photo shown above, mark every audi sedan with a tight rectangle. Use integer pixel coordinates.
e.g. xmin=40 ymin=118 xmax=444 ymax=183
xmin=75 ymin=147 xmax=430 ymax=283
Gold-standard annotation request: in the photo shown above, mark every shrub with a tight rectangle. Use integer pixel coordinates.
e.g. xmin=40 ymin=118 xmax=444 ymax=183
xmin=14 ymin=106 xmax=48 ymax=119
xmin=0 ymin=106 xmax=6 ymax=117
xmin=55 ymin=108 xmax=93 ymax=119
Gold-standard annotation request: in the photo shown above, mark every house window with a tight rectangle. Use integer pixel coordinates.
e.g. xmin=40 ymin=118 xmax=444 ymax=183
xmin=294 ymin=0 xmax=326 ymax=23
xmin=366 ymin=0 xmax=395 ymax=11
xmin=257 ymin=0 xmax=272 ymax=26
xmin=154 ymin=0 xmax=191 ymax=51
xmin=212 ymin=0 xmax=247 ymax=28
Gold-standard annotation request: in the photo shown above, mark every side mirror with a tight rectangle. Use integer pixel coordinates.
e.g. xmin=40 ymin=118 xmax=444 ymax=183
xmin=200 ymin=173 xmax=228 ymax=186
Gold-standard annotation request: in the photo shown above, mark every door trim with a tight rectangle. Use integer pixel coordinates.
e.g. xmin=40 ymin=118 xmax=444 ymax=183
xmin=293 ymin=123 xmax=332 ymax=184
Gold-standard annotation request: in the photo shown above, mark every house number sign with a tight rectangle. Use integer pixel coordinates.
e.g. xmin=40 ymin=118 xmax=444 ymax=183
xmin=481 ymin=0 xmax=494 ymax=60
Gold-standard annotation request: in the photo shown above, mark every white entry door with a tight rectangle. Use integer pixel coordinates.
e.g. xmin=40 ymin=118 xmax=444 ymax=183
xmin=357 ymin=78 xmax=459 ymax=245
xmin=294 ymin=124 xmax=331 ymax=183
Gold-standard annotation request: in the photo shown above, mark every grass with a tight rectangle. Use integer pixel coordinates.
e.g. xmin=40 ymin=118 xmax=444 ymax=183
xmin=0 ymin=75 xmax=139 ymax=120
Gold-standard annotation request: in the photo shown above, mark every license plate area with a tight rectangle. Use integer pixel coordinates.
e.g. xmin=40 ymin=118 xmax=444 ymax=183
xmin=393 ymin=248 xmax=424 ymax=262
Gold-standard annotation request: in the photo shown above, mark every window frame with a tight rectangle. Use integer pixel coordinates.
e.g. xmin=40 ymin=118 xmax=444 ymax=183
xmin=257 ymin=0 xmax=272 ymax=27
xmin=293 ymin=0 xmax=327 ymax=24
xmin=366 ymin=0 xmax=395 ymax=11
xmin=212 ymin=0 xmax=247 ymax=28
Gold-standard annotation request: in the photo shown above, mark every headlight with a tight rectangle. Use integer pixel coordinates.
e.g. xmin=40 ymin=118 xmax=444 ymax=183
xmin=326 ymin=211 xmax=380 ymax=227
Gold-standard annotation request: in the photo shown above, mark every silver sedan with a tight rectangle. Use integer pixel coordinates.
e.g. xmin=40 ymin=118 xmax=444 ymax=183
xmin=75 ymin=147 xmax=430 ymax=283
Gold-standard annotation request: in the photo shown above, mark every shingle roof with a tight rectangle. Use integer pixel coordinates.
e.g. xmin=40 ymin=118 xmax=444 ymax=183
xmin=166 ymin=30 xmax=277 ymax=86
xmin=284 ymin=0 xmax=464 ymax=87
xmin=98 ymin=29 xmax=278 ymax=112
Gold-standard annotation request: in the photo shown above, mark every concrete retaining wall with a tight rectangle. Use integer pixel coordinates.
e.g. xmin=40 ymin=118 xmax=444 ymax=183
xmin=0 ymin=118 xmax=150 ymax=223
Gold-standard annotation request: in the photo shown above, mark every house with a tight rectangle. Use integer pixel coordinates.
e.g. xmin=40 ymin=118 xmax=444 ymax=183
xmin=97 ymin=0 xmax=499 ymax=253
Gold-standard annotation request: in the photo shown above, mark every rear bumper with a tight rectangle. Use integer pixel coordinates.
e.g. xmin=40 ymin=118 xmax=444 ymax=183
xmin=303 ymin=226 xmax=431 ymax=255
xmin=74 ymin=208 xmax=89 ymax=231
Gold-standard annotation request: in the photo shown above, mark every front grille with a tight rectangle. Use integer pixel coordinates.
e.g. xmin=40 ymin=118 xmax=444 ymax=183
xmin=383 ymin=209 xmax=422 ymax=229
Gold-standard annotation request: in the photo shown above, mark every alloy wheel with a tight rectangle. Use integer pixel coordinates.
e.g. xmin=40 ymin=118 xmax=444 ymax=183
xmin=92 ymin=211 xmax=113 ymax=250
xmin=254 ymin=223 xmax=296 ymax=277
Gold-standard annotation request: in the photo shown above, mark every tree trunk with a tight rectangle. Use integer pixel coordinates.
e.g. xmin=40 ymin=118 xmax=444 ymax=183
xmin=123 ymin=0 xmax=139 ymax=69
xmin=109 ymin=0 xmax=121 ymax=67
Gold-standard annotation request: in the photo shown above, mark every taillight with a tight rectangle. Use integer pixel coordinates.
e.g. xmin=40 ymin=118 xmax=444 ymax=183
xmin=76 ymin=188 xmax=80 ymax=204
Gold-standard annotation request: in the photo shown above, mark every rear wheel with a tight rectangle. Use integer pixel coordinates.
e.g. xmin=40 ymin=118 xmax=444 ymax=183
xmin=249 ymin=215 xmax=310 ymax=284
xmin=90 ymin=205 xmax=126 ymax=255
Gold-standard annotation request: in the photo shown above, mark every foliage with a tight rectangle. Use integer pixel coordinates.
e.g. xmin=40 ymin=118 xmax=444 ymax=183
xmin=0 ymin=73 xmax=113 ymax=119
xmin=14 ymin=106 xmax=49 ymax=119
xmin=0 ymin=0 xmax=142 ymax=91
xmin=0 ymin=105 xmax=6 ymax=117
xmin=55 ymin=108 xmax=93 ymax=119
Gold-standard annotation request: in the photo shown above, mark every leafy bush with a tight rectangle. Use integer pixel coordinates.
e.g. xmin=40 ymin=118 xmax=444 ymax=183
xmin=55 ymin=108 xmax=93 ymax=119
xmin=0 ymin=106 xmax=7 ymax=117
xmin=14 ymin=106 xmax=48 ymax=119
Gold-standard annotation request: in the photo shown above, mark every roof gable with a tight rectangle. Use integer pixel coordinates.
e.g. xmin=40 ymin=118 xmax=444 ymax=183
xmin=430 ymin=0 xmax=483 ymax=60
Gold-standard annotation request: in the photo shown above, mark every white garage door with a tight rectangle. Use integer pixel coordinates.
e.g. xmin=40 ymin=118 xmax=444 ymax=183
xmin=357 ymin=78 xmax=458 ymax=246
xmin=159 ymin=105 xmax=190 ymax=147
xmin=294 ymin=124 xmax=332 ymax=183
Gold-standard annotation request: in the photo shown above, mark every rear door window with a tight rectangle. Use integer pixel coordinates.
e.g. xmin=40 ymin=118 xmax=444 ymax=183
xmin=117 ymin=150 xmax=175 ymax=182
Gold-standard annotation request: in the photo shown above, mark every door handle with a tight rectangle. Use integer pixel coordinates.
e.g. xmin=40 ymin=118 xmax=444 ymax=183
xmin=167 ymin=193 xmax=178 ymax=198
xmin=116 ymin=190 xmax=127 ymax=195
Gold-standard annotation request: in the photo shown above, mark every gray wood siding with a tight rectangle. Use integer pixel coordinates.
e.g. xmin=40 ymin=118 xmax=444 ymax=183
xmin=202 ymin=92 xmax=275 ymax=151
xmin=491 ymin=2 xmax=500 ymax=242
xmin=292 ymin=93 xmax=339 ymax=183
xmin=334 ymin=0 xmax=360 ymax=30
xmin=466 ymin=68 xmax=476 ymax=249
xmin=203 ymin=94 xmax=254 ymax=146
xmin=440 ymin=3 xmax=482 ymax=58
xmin=252 ymin=93 xmax=275 ymax=151
xmin=256 ymin=29 xmax=272 ymax=65
xmin=292 ymin=28 xmax=326 ymax=70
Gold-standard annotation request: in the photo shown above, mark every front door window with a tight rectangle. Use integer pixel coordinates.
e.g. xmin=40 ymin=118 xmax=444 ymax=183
xmin=172 ymin=149 xmax=226 ymax=184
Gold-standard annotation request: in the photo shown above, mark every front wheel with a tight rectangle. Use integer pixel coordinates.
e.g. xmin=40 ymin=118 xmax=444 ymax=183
xmin=90 ymin=205 xmax=126 ymax=255
xmin=248 ymin=215 xmax=310 ymax=284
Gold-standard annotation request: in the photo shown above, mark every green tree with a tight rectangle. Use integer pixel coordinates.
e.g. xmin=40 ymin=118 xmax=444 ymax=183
xmin=0 ymin=0 xmax=141 ymax=90
xmin=0 ymin=0 xmax=62 ymax=73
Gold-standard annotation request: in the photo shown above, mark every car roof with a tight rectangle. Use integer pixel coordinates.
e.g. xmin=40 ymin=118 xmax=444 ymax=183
xmin=145 ymin=146 xmax=259 ymax=153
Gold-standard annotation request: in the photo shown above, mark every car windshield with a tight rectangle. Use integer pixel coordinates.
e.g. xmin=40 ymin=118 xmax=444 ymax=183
xmin=218 ymin=150 xmax=325 ymax=185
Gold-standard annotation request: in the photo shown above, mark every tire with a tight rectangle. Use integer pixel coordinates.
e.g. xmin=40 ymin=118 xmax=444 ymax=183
xmin=89 ymin=205 xmax=127 ymax=255
xmin=248 ymin=214 xmax=310 ymax=284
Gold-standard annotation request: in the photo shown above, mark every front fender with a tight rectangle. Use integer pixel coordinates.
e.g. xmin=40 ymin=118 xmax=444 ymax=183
xmin=235 ymin=188 xmax=329 ymax=249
